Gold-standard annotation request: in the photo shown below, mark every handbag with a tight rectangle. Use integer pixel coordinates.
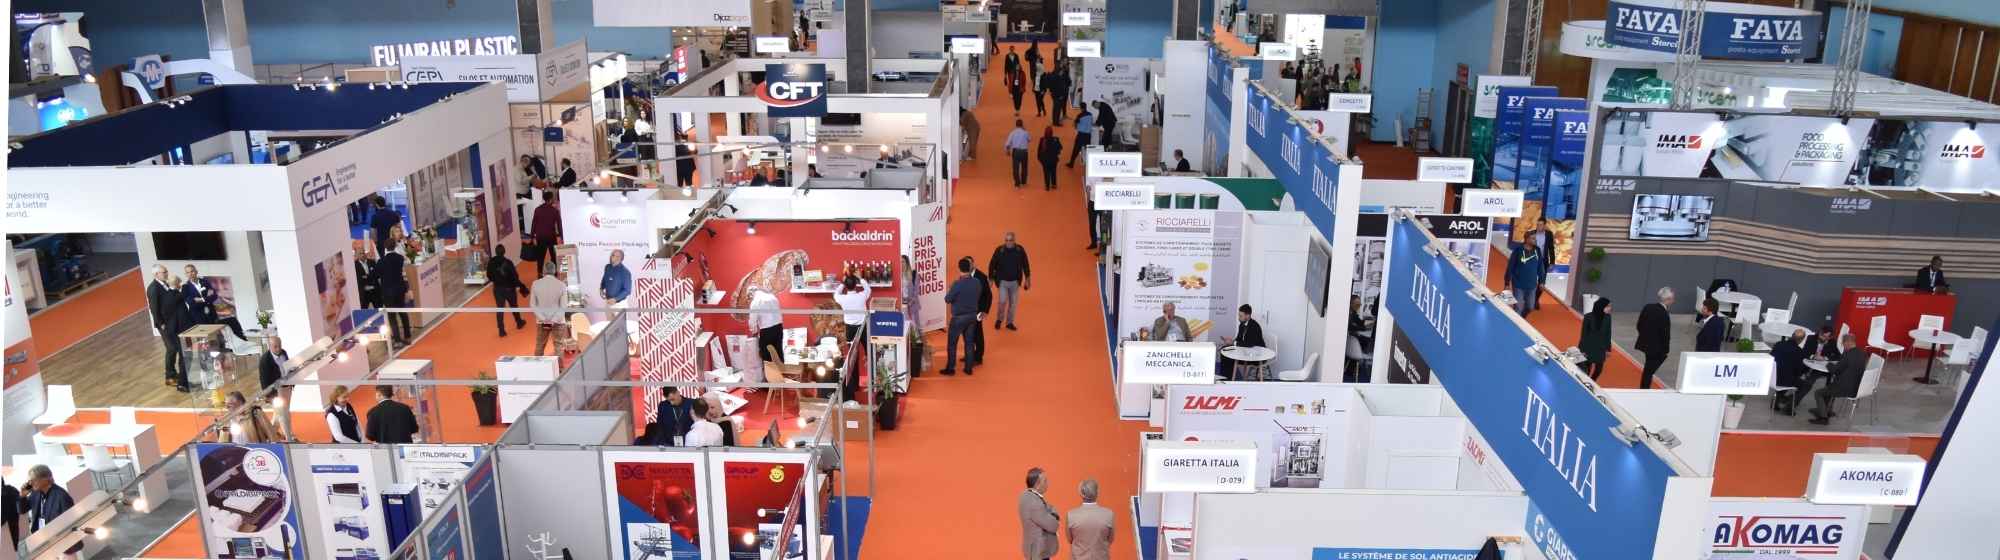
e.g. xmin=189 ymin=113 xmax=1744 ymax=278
xmin=521 ymin=241 xmax=545 ymax=262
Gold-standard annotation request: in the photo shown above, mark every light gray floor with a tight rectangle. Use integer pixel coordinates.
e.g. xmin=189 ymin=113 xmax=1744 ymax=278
xmin=1608 ymin=311 xmax=1960 ymax=435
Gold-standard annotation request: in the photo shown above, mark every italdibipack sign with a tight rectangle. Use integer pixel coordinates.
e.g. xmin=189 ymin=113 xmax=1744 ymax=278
xmin=1382 ymin=217 xmax=1694 ymax=559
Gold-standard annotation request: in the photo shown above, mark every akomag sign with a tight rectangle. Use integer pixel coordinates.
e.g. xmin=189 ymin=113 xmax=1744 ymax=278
xmin=1382 ymin=217 xmax=1684 ymax=559
xmin=1806 ymin=453 xmax=1925 ymax=506
xmin=1710 ymin=498 xmax=1867 ymax=559
xmin=760 ymin=63 xmax=828 ymax=118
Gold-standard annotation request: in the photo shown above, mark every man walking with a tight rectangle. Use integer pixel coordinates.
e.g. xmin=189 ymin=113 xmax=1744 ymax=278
xmin=1066 ymin=479 xmax=1114 ymax=560
xmin=988 ymin=233 xmax=1031 ymax=330
xmin=1066 ymin=109 xmax=1094 ymax=168
xmin=1006 ymin=120 xmax=1032 ymax=188
xmin=377 ymin=244 xmax=413 ymax=345
xmin=1634 ymin=288 xmax=1673 ymax=389
xmin=942 ymin=259 xmax=984 ymax=376
xmin=531 ymin=269 xmax=569 ymax=355
xmin=488 ymin=245 xmax=529 ymax=336
xmin=1017 ymin=468 xmax=1060 ymax=560
xmin=530 ymin=190 xmax=563 ymax=276
xmin=1006 ymin=64 xmax=1027 ymax=114
xmin=1046 ymin=64 xmax=1071 ymax=124
xmin=1504 ymin=241 xmax=1544 ymax=316
xmin=1037 ymin=127 xmax=1063 ymax=191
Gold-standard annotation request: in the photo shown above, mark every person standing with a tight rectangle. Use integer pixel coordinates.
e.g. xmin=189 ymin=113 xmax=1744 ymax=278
xmin=1046 ymin=64 xmax=1071 ymax=124
xmin=834 ymin=274 xmax=872 ymax=345
xmin=674 ymin=135 xmax=698 ymax=188
xmin=961 ymin=107 xmax=982 ymax=160
xmin=1576 ymin=298 xmax=1612 ymax=381
xmin=365 ymin=385 xmax=420 ymax=444
xmin=1066 ymin=479 xmax=1114 ymax=560
xmin=1634 ymin=288 xmax=1674 ymax=389
xmin=601 ymin=249 xmax=633 ymax=306
xmin=19 ymin=465 xmax=75 ymax=537
xmin=325 ymin=386 xmax=361 ymax=443
xmin=555 ymin=158 xmax=579 ymax=189
xmin=988 ymin=233 xmax=1031 ymax=330
xmin=1504 ymin=242 xmax=1544 ymax=316
xmin=530 ymin=269 xmax=569 ymax=356
xmin=1018 ymin=467 xmax=1060 ymax=560
xmin=683 ymin=399 xmax=725 ymax=447
xmin=1808 ymin=334 xmax=1868 ymax=425
xmin=369 ymin=195 xmax=402 ymax=257
xmin=1695 ymin=298 xmax=1726 ymax=352
xmin=377 ymin=244 xmax=413 ymax=345
xmin=257 ymin=335 xmax=289 ymax=391
xmin=1915 ymin=255 xmax=1949 ymax=293
xmin=181 ymin=264 xmax=220 ymax=326
xmin=147 ymin=265 xmax=190 ymax=391
xmin=1093 ymin=102 xmax=1118 ymax=150
xmin=942 ymin=259 xmax=984 ymax=376
xmin=3 ymin=476 xmax=20 ymax=546
xmin=748 ymin=288 xmax=784 ymax=362
xmin=1006 ymin=63 xmax=1027 ymax=114
xmin=1037 ymin=127 xmax=1063 ymax=191
xmin=652 ymin=386 xmax=695 ymax=446
xmin=530 ymin=190 xmax=563 ymax=276
xmin=1007 ymin=120 xmax=1032 ymax=188
xmin=488 ymin=245 xmax=529 ymax=336
xmin=1067 ymin=109 xmax=1095 ymax=168
xmin=968 ymin=258 xmax=994 ymax=366
xmin=355 ymin=250 xmax=381 ymax=309
xmin=1003 ymin=45 xmax=1021 ymax=80
xmin=1028 ymin=40 xmax=1046 ymax=116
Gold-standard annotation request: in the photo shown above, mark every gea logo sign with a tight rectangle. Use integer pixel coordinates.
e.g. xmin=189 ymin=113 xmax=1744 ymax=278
xmin=1940 ymin=143 xmax=1987 ymax=160
xmin=1181 ymin=395 xmax=1242 ymax=412
xmin=759 ymin=64 xmax=828 ymax=117
xmin=299 ymin=163 xmax=360 ymax=208
xmin=1655 ymin=134 xmax=1704 ymax=150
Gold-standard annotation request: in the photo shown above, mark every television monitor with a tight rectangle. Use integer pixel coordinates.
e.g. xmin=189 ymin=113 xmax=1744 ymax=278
xmin=821 ymin=113 xmax=862 ymax=126
xmin=152 ymin=232 xmax=228 ymax=260
xmin=1628 ymin=194 xmax=1714 ymax=241
xmin=1305 ymin=241 xmax=1332 ymax=316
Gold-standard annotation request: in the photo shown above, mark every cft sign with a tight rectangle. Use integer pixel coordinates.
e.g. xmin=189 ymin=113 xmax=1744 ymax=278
xmin=1606 ymin=0 xmax=1823 ymax=61
xmin=760 ymin=63 xmax=828 ymax=118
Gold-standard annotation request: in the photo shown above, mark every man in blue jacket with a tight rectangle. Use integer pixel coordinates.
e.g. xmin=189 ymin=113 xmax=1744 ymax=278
xmin=600 ymin=249 xmax=633 ymax=306
xmin=942 ymin=258 xmax=985 ymax=376
xmin=1504 ymin=242 xmax=1545 ymax=316
xmin=1695 ymin=299 xmax=1727 ymax=352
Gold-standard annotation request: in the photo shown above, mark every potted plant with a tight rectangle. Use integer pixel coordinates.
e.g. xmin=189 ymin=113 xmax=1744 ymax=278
xmin=872 ymin=372 xmax=902 ymax=431
xmin=1583 ymin=247 xmax=1607 ymax=284
xmin=470 ymin=371 xmax=500 ymax=426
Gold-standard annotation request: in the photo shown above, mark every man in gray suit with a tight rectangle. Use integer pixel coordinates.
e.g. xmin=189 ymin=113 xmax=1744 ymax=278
xmin=1066 ymin=479 xmax=1114 ymax=560
xmin=1018 ymin=467 xmax=1060 ymax=560
xmin=1809 ymin=334 xmax=1871 ymax=425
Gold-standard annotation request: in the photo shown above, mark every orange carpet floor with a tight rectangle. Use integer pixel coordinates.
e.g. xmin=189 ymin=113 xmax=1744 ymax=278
xmin=28 ymin=268 xmax=144 ymax=356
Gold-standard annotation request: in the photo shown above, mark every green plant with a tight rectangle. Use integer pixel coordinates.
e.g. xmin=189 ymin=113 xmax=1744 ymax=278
xmin=1587 ymin=246 xmax=1607 ymax=262
xmin=1727 ymin=394 xmax=1745 ymax=403
xmin=471 ymin=371 xmax=498 ymax=395
xmin=1735 ymin=338 xmax=1757 ymax=352
xmin=1585 ymin=268 xmax=1603 ymax=283
xmin=256 ymin=310 xmax=274 ymax=330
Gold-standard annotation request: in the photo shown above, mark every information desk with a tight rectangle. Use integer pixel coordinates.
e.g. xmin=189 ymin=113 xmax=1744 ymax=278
xmin=1837 ymin=287 xmax=1955 ymax=355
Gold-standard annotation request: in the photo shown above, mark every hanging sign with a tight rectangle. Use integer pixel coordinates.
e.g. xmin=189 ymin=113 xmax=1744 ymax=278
xmin=132 ymin=54 xmax=167 ymax=90
xmin=1063 ymin=12 xmax=1093 ymax=26
xmin=754 ymin=36 xmax=790 ymax=54
xmin=1418 ymin=157 xmax=1476 ymax=183
xmin=1710 ymin=499 xmax=1867 ymax=559
xmin=1461 ymin=189 xmax=1524 ymax=218
xmin=370 ymin=35 xmax=521 ymax=67
xmin=1676 ymin=352 xmax=1775 ymax=395
xmin=1119 ymin=341 xmax=1219 ymax=384
xmin=1324 ymin=93 xmax=1372 ymax=113
xmin=760 ymin=63 xmax=828 ymax=118
xmin=1259 ymin=42 xmax=1298 ymax=61
xmin=1606 ymin=0 xmax=1823 ymax=60
xmin=1068 ymin=40 xmax=1104 ymax=58
xmin=1142 ymin=440 xmax=1258 ymax=493
xmin=950 ymin=36 xmax=985 ymax=55
xmin=1086 ymin=151 xmax=1145 ymax=177
xmin=1094 ymin=182 xmax=1157 ymax=210
xmin=1806 ymin=453 xmax=1925 ymax=506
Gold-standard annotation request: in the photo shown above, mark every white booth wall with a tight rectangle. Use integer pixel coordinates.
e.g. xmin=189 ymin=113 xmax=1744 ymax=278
xmin=1193 ymin=490 xmax=1527 ymax=559
xmin=135 ymin=231 xmax=271 ymax=334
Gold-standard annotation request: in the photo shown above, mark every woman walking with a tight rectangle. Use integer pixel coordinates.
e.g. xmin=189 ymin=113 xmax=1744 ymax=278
xmin=1037 ymin=127 xmax=1064 ymax=191
xmin=1577 ymin=298 xmax=1613 ymax=381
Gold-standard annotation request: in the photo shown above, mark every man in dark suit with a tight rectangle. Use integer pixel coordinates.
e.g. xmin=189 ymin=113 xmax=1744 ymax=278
xmin=488 ymin=245 xmax=528 ymax=336
xmin=968 ymin=258 xmax=994 ymax=367
xmin=1809 ymin=335 xmax=1870 ymax=425
xmin=146 ymin=265 xmax=192 ymax=391
xmin=366 ymin=385 xmax=420 ymax=443
xmin=1634 ymin=287 xmax=1674 ymax=389
xmin=651 ymin=386 xmax=695 ymax=446
xmin=1769 ymin=329 xmax=1808 ymax=415
xmin=258 ymin=335 xmax=289 ymax=391
xmin=1221 ymin=304 xmax=1266 ymax=379
xmin=369 ymin=195 xmax=402 ymax=257
xmin=180 ymin=264 xmax=219 ymax=325
xmin=555 ymin=158 xmax=579 ymax=189
xmin=376 ymin=246 xmax=412 ymax=345
xmin=1915 ymin=255 xmax=1949 ymax=293
xmin=354 ymin=251 xmax=380 ymax=309
xmin=1695 ymin=298 xmax=1727 ymax=352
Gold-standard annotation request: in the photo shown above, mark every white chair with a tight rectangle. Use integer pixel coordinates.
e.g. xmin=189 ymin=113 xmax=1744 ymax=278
xmin=1277 ymin=353 xmax=1319 ymax=382
xmin=1344 ymin=336 xmax=1373 ymax=381
xmin=1970 ymin=326 xmax=1990 ymax=359
xmin=1839 ymin=355 xmax=1885 ymax=427
xmin=1912 ymin=314 xmax=1948 ymax=354
xmin=1838 ymin=322 xmax=1851 ymax=343
xmin=31 ymin=385 xmax=76 ymax=427
xmin=1695 ymin=286 xmax=1709 ymax=310
xmin=1936 ymin=337 xmax=1978 ymax=388
xmin=1786 ymin=291 xmax=1799 ymax=313
xmin=1867 ymin=315 xmax=1907 ymax=359
xmin=1732 ymin=301 xmax=1761 ymax=341
xmin=1757 ymin=309 xmax=1794 ymax=344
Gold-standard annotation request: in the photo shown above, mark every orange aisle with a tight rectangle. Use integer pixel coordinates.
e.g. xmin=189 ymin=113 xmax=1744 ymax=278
xmin=858 ymin=43 xmax=1143 ymax=558
xmin=1482 ymin=247 xmax=1655 ymax=389
xmin=28 ymin=269 xmax=145 ymax=357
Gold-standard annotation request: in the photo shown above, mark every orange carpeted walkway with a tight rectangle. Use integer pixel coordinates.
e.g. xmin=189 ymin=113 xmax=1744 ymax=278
xmin=857 ymin=43 xmax=1143 ymax=559
xmin=28 ymin=269 xmax=145 ymax=356
xmin=1482 ymin=247 xmax=1655 ymax=389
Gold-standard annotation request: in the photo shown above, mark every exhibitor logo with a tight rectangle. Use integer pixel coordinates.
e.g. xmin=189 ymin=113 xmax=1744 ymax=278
xmin=1713 ymin=515 xmax=1844 ymax=554
xmin=403 ymin=67 xmax=444 ymax=81
xmin=759 ymin=63 xmax=828 ymax=117
xmin=588 ymin=212 xmax=640 ymax=229
xmin=830 ymin=230 xmax=893 ymax=243
xmin=1829 ymin=197 xmax=1872 ymax=215
xmin=1940 ymin=144 xmax=1987 ymax=160
xmin=1181 ymin=395 xmax=1242 ymax=413
xmin=1654 ymin=134 xmax=1704 ymax=150
xmin=300 ymin=163 xmax=360 ymax=208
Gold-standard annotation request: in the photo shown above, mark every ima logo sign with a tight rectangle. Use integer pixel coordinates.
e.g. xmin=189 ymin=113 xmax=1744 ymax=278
xmin=1655 ymin=134 xmax=1705 ymax=150
xmin=1940 ymin=144 xmax=1987 ymax=160
xmin=759 ymin=63 xmax=828 ymax=118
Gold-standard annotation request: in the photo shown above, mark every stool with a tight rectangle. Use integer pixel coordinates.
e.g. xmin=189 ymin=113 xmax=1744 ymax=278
xmin=83 ymin=445 xmax=131 ymax=493
xmin=1770 ymin=386 xmax=1798 ymax=415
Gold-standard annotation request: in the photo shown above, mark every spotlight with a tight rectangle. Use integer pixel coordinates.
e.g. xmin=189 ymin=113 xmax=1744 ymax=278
xmin=681 ymin=186 xmax=693 ymax=197
xmin=1420 ymin=244 xmax=1438 ymax=256
xmin=746 ymin=222 xmax=758 ymax=235
xmin=1839 ymin=116 xmax=1851 ymax=125
xmin=1972 ymin=121 xmax=1981 ymax=131
xmin=1608 ymin=426 xmax=1639 ymax=446
xmin=131 ymin=498 xmax=150 ymax=512
xmin=1465 ymin=288 xmax=1490 ymax=302
xmin=703 ymin=227 xmax=718 ymax=238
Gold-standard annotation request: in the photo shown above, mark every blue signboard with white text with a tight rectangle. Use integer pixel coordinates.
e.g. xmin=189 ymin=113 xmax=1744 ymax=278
xmin=760 ymin=63 xmax=829 ymax=118
xmin=463 ymin=454 xmax=503 ymax=560
xmin=1205 ymin=45 xmax=1234 ymax=175
xmin=1606 ymin=0 xmax=1823 ymax=60
xmin=1547 ymin=110 xmax=1591 ymax=222
xmin=1244 ymin=86 xmax=1343 ymax=240
xmin=1382 ymin=218 xmax=1681 ymax=560
xmin=1518 ymin=97 xmax=1586 ymax=212
xmin=1491 ymin=86 xmax=1559 ymax=186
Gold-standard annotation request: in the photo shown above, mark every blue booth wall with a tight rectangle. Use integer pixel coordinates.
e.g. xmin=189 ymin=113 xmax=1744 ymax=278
xmin=1106 ymin=0 xmax=1171 ymax=59
xmin=1370 ymin=0 xmax=1496 ymax=143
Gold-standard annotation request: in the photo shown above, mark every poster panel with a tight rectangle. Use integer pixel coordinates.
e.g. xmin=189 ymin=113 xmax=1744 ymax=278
xmin=1709 ymin=499 xmax=1867 ymax=559
xmin=1082 ymin=58 xmax=1153 ymax=150
xmin=712 ymin=453 xmax=816 ymax=560
xmin=1163 ymin=383 xmax=1360 ymax=489
xmin=559 ymin=189 xmax=653 ymax=316
xmin=601 ymin=450 xmax=711 ymax=560
xmin=1471 ymin=75 xmax=1533 ymax=189
xmin=2 ymin=242 xmax=45 ymax=462
xmin=193 ymin=443 xmax=308 ymax=559
xmin=1597 ymin=110 xmax=1724 ymax=178
xmin=1546 ymin=110 xmax=1591 ymax=275
xmin=911 ymin=202 xmax=949 ymax=332
xmin=1353 ymin=213 xmax=1489 ymax=309
xmin=1491 ymin=86 xmax=1559 ymax=189
xmin=460 ymin=454 xmax=504 ymax=560
xmin=307 ymin=449 xmax=394 ymax=559
xmin=499 ymin=448 xmax=611 ymax=560
xmin=1115 ymin=211 xmax=1245 ymax=343
xmin=314 ymin=251 xmax=356 ymax=337
xmin=1517 ymin=97 xmax=1587 ymax=253
xmin=485 ymin=162 xmax=517 ymax=241
xmin=1711 ymin=115 xmax=1874 ymax=186
xmin=396 ymin=445 xmax=482 ymax=519
xmin=675 ymin=219 xmax=900 ymax=337
xmin=1850 ymin=120 xmax=2000 ymax=190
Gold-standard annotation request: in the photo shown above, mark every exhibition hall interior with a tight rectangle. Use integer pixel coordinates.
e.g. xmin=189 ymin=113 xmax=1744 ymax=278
xmin=9 ymin=0 xmax=2000 ymax=558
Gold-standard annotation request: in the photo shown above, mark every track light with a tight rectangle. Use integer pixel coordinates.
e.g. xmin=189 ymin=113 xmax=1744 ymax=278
xmin=746 ymin=222 xmax=758 ymax=235
xmin=1971 ymin=121 xmax=1980 ymax=131
xmin=1465 ymin=288 xmax=1491 ymax=302
xmin=1420 ymin=244 xmax=1438 ymax=256
xmin=681 ymin=185 xmax=693 ymax=196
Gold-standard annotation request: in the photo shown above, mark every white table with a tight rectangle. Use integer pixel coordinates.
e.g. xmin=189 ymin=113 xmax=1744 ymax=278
xmin=1804 ymin=358 xmax=1832 ymax=374
xmin=1909 ymin=329 xmax=1963 ymax=384
xmin=30 ymin=422 xmax=167 ymax=512
xmin=1221 ymin=346 xmax=1276 ymax=381
xmin=1711 ymin=290 xmax=1761 ymax=308
xmin=1760 ymin=322 xmax=1804 ymax=344
xmin=782 ymin=345 xmax=841 ymax=366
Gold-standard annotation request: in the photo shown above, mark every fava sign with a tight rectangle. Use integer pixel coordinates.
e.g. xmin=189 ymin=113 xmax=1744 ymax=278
xmin=760 ymin=63 xmax=828 ymax=118
xmin=1606 ymin=0 xmax=1822 ymax=60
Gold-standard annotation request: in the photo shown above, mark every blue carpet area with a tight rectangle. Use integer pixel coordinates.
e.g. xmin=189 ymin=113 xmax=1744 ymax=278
xmin=826 ymin=496 xmax=871 ymax=559
xmin=1140 ymin=525 xmax=1159 ymax=560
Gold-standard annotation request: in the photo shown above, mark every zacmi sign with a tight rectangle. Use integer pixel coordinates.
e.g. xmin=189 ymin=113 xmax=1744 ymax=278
xmin=1382 ymin=218 xmax=1684 ymax=559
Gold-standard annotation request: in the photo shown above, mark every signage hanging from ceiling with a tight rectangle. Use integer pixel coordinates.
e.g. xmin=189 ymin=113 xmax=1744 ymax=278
xmin=1086 ymin=151 xmax=1144 ymax=178
xmin=592 ymin=0 xmax=752 ymax=28
xmin=754 ymin=36 xmax=790 ymax=54
xmin=1710 ymin=498 xmax=1867 ymax=560
xmin=1258 ymin=42 xmax=1298 ymax=61
xmin=1417 ymin=157 xmax=1476 ymax=183
xmin=1676 ymin=352 xmax=1775 ymax=395
xmin=131 ymin=54 xmax=166 ymax=90
xmin=1461 ymin=189 xmax=1524 ymax=218
xmin=1806 ymin=453 xmax=1925 ymax=506
xmin=1063 ymin=12 xmax=1093 ymax=26
xmin=1605 ymin=0 xmax=1823 ymax=61
xmin=369 ymin=35 xmax=520 ymax=67
xmin=1093 ymin=182 xmax=1156 ymax=211
xmin=1068 ymin=40 xmax=1103 ymax=58
xmin=949 ymin=36 xmax=985 ymax=55
xmin=760 ymin=63 xmax=828 ymax=118
xmin=1324 ymin=93 xmax=1372 ymax=113
xmin=1142 ymin=440 xmax=1258 ymax=494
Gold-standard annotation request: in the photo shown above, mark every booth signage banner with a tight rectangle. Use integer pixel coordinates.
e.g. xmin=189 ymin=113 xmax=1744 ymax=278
xmin=1142 ymin=440 xmax=1257 ymax=493
xmin=1598 ymin=110 xmax=1725 ymax=178
xmin=1086 ymin=151 xmax=1144 ymax=177
xmin=308 ymin=449 xmax=393 ymax=557
xmin=1417 ymin=157 xmax=1475 ymax=183
xmin=1518 ymin=97 xmax=1587 ymax=257
xmin=1383 ymin=219 xmax=1681 ymax=559
xmin=1606 ymin=0 xmax=1823 ymax=60
xmin=1711 ymin=499 xmax=1867 ymax=559
xmin=1716 ymin=115 xmax=1873 ymax=186
xmin=1355 ymin=213 xmax=1492 ymax=314
xmin=1324 ymin=93 xmax=1372 ymax=113
xmin=397 ymin=445 xmax=481 ymax=518
xmin=401 ymin=54 xmax=541 ymax=103
xmin=426 ymin=504 xmax=468 ymax=560
xmin=463 ymin=455 xmax=504 ymax=560
xmin=1063 ymin=11 xmax=1092 ymax=25
xmin=538 ymin=40 xmax=590 ymax=99
xmin=1245 ymin=86 xmax=1343 ymax=240
xmin=2 ymin=240 xmax=45 ymax=464
xmin=950 ymin=37 xmax=985 ymax=54
xmin=1163 ymin=383 xmax=1359 ymax=488
xmin=1472 ymin=75 xmax=1534 ymax=189
xmin=193 ymin=443 xmax=309 ymax=559
xmin=718 ymin=457 xmax=815 ymax=560
xmin=1806 ymin=453 xmax=1924 ymax=506
xmin=912 ymin=203 xmax=949 ymax=332
xmin=1545 ymin=109 xmax=1590 ymax=271
xmin=1491 ymin=86 xmax=1560 ymax=188
xmin=1677 ymin=352 xmax=1775 ymax=395
xmin=759 ymin=63 xmax=829 ymax=118
xmin=1093 ymin=182 xmax=1156 ymax=210
xmin=132 ymin=54 xmax=166 ymax=90
xmin=1084 ymin=58 xmax=1152 ymax=148
xmin=1116 ymin=211 xmax=1244 ymax=343
xmin=1205 ymin=45 xmax=1234 ymax=174
xmin=593 ymin=0 xmax=751 ymax=27
xmin=1460 ymin=189 xmax=1524 ymax=218
xmin=370 ymin=35 xmax=521 ymax=67
xmin=754 ymin=36 xmax=790 ymax=54
xmin=601 ymin=450 xmax=709 ymax=560
xmin=1258 ymin=42 xmax=1298 ymax=61
xmin=1120 ymin=341 xmax=1219 ymax=384
xmin=1311 ymin=548 xmax=1485 ymax=560
xmin=1069 ymin=40 xmax=1104 ymax=58
xmin=1560 ymin=20 xmax=1678 ymax=61
xmin=560 ymin=189 xmax=652 ymax=314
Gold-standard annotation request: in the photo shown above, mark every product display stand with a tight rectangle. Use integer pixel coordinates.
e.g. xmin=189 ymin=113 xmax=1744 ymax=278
xmin=555 ymin=244 xmax=584 ymax=308
xmin=456 ymin=191 xmax=488 ymax=285
xmin=494 ymin=356 xmax=559 ymax=424
xmin=178 ymin=324 xmax=232 ymax=408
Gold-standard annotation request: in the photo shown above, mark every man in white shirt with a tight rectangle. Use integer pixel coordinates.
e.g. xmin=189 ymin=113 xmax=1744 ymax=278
xmin=683 ymin=399 xmax=725 ymax=447
xmin=833 ymin=275 xmax=872 ymax=343
xmin=530 ymin=270 xmax=569 ymax=355
xmin=748 ymin=288 xmax=784 ymax=362
xmin=1006 ymin=120 xmax=1031 ymax=188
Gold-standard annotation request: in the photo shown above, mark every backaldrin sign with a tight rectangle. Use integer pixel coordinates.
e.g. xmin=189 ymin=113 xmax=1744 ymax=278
xmin=1382 ymin=217 xmax=1705 ymax=559
xmin=761 ymin=63 xmax=828 ymax=118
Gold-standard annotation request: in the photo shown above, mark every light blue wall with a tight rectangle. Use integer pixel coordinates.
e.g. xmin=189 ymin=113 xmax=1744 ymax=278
xmin=1825 ymin=6 xmax=1904 ymax=77
xmin=1866 ymin=0 xmax=2000 ymax=27
xmin=1429 ymin=0 xmax=1495 ymax=128
xmin=1107 ymin=0 xmax=1171 ymax=58
xmin=1370 ymin=0 xmax=1438 ymax=142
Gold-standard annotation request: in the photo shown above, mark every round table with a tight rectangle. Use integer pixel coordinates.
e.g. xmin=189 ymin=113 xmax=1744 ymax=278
xmin=1908 ymin=329 xmax=1963 ymax=384
xmin=1711 ymin=290 xmax=1761 ymax=308
xmin=1760 ymin=321 xmax=1803 ymax=344
xmin=1221 ymin=346 xmax=1277 ymax=381
xmin=1804 ymin=358 xmax=1832 ymax=373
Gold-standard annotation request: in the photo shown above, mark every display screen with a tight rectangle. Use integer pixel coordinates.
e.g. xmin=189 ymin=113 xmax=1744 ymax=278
xmin=820 ymin=113 xmax=861 ymax=126
xmin=1628 ymin=194 xmax=1714 ymax=241
xmin=1305 ymin=240 xmax=1331 ymax=316
xmin=152 ymin=231 xmax=229 ymax=260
